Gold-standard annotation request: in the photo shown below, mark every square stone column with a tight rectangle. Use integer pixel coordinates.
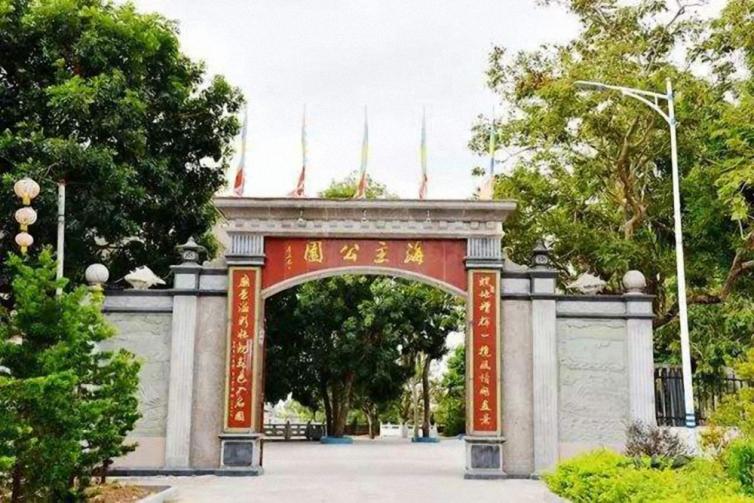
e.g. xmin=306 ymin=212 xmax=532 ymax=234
xmin=623 ymin=271 xmax=656 ymax=425
xmin=219 ymin=232 xmax=265 ymax=475
xmin=164 ymin=239 xmax=204 ymax=468
xmin=465 ymin=238 xmax=506 ymax=479
xmin=530 ymin=242 xmax=559 ymax=474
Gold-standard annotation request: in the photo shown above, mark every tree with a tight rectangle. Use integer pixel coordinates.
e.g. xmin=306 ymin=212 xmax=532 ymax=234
xmin=0 ymin=0 xmax=242 ymax=291
xmin=0 ymin=249 xmax=140 ymax=501
xmin=398 ymin=282 xmax=463 ymax=438
xmin=471 ymin=0 xmax=754 ymax=381
xmin=319 ymin=171 xmax=393 ymax=199
xmin=265 ymin=276 xmax=410 ymax=437
xmin=435 ymin=345 xmax=466 ymax=436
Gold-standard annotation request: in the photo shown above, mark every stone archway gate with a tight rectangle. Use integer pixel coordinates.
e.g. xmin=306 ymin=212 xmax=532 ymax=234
xmin=217 ymin=197 xmax=515 ymax=478
xmin=103 ymin=197 xmax=656 ymax=479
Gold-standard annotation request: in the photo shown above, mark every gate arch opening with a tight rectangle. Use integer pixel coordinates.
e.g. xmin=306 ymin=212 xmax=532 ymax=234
xmin=261 ymin=266 xmax=466 ymax=299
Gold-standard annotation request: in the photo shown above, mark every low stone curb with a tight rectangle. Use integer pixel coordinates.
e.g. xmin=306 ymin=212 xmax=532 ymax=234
xmin=138 ymin=485 xmax=177 ymax=503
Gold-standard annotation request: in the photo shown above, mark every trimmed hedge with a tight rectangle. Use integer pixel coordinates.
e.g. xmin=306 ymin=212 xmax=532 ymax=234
xmin=544 ymin=449 xmax=754 ymax=503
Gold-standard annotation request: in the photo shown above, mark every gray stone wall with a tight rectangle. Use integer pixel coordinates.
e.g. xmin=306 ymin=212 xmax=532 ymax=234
xmin=557 ymin=317 xmax=629 ymax=456
xmin=102 ymin=311 xmax=172 ymax=467
xmin=102 ymin=312 xmax=172 ymax=437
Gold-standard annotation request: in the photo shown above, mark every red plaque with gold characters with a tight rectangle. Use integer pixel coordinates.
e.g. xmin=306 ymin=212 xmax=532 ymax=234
xmin=263 ymin=238 xmax=467 ymax=294
xmin=225 ymin=267 xmax=259 ymax=430
xmin=470 ymin=270 xmax=499 ymax=433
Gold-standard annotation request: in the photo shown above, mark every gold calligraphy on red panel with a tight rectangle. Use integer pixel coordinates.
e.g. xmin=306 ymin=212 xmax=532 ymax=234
xmin=263 ymin=239 xmax=468 ymax=294
xmin=226 ymin=268 xmax=257 ymax=430
xmin=471 ymin=271 xmax=499 ymax=432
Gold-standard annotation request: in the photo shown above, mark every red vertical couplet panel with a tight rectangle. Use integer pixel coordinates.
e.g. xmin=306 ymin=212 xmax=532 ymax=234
xmin=471 ymin=270 xmax=500 ymax=433
xmin=225 ymin=267 xmax=258 ymax=430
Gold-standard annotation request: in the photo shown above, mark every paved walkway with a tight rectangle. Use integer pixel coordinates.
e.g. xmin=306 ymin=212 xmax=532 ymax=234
xmin=130 ymin=437 xmax=559 ymax=502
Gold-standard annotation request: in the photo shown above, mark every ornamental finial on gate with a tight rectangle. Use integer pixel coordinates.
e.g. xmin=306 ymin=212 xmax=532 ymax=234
xmin=177 ymin=236 xmax=206 ymax=264
xmin=531 ymin=239 xmax=552 ymax=269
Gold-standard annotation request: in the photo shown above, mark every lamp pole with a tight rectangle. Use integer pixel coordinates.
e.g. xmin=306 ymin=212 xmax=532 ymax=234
xmin=56 ymin=181 xmax=65 ymax=295
xmin=575 ymin=78 xmax=696 ymax=428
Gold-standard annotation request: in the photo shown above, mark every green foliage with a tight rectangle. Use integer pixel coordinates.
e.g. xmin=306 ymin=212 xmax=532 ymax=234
xmin=265 ymin=276 xmax=462 ymax=437
xmin=0 ymin=250 xmax=141 ymax=500
xmin=544 ymin=449 xmax=753 ymax=503
xmin=0 ymin=0 xmax=242 ymax=288
xmin=472 ymin=0 xmax=754 ymax=381
xmin=706 ymin=348 xmax=754 ymax=439
xmin=319 ymin=171 xmax=393 ymax=199
xmin=726 ymin=439 xmax=754 ymax=495
xmin=435 ymin=345 xmax=465 ymax=436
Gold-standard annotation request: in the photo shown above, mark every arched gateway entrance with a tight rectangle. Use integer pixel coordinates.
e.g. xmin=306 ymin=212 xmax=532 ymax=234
xmin=216 ymin=197 xmax=515 ymax=479
xmin=104 ymin=196 xmax=656 ymax=480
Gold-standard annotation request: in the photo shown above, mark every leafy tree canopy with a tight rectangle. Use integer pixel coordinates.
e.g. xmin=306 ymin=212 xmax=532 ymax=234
xmin=471 ymin=0 xmax=754 ymax=378
xmin=0 ymin=0 xmax=242 ymax=289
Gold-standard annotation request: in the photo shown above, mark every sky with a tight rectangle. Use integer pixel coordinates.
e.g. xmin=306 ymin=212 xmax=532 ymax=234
xmin=128 ymin=0 xmax=584 ymax=199
xmin=128 ymin=1 xmax=727 ymax=199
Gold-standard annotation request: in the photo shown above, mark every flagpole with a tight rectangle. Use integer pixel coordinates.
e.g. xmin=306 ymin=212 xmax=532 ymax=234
xmin=480 ymin=107 xmax=496 ymax=200
xmin=419 ymin=107 xmax=428 ymax=199
xmin=232 ymin=105 xmax=248 ymax=196
xmin=354 ymin=106 xmax=369 ymax=199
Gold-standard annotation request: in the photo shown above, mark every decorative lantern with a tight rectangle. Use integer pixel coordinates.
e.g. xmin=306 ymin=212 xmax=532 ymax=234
xmin=13 ymin=178 xmax=40 ymax=205
xmin=14 ymin=206 xmax=37 ymax=231
xmin=15 ymin=232 xmax=34 ymax=254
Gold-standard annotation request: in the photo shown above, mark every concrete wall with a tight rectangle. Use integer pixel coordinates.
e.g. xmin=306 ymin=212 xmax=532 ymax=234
xmin=102 ymin=260 xmax=654 ymax=477
xmin=102 ymin=307 xmax=172 ymax=468
xmin=190 ymin=295 xmax=229 ymax=467
xmin=556 ymin=317 xmax=628 ymax=458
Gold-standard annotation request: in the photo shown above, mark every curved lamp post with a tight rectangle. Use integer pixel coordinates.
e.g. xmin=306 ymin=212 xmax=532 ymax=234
xmin=575 ymin=78 xmax=695 ymax=429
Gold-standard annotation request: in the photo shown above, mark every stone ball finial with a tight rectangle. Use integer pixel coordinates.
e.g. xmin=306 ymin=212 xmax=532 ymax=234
xmin=85 ymin=263 xmax=109 ymax=288
xmin=622 ymin=270 xmax=646 ymax=294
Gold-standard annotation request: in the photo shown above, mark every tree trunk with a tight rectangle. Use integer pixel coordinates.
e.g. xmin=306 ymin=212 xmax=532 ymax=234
xmin=370 ymin=410 xmax=380 ymax=438
xmin=321 ymin=380 xmax=333 ymax=435
xmin=365 ymin=408 xmax=374 ymax=439
xmin=422 ymin=356 xmax=432 ymax=438
xmin=11 ymin=462 xmax=22 ymax=503
xmin=331 ymin=375 xmax=354 ymax=437
xmin=412 ymin=370 xmax=421 ymax=438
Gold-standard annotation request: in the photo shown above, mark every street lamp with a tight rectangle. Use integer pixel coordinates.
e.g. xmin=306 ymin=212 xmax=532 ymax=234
xmin=575 ymin=78 xmax=696 ymax=429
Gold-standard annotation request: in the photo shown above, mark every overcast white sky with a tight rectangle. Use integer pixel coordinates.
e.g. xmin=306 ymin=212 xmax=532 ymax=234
xmin=129 ymin=0 xmax=723 ymax=199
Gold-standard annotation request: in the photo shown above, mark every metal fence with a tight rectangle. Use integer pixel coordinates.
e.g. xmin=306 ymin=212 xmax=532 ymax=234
xmin=654 ymin=365 xmax=749 ymax=426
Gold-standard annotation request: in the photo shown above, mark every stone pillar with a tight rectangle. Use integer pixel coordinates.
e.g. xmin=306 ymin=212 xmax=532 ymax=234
xmin=464 ymin=238 xmax=506 ymax=479
xmin=219 ymin=232 xmax=265 ymax=475
xmin=623 ymin=271 xmax=656 ymax=425
xmin=165 ymin=238 xmax=204 ymax=468
xmin=530 ymin=241 xmax=559 ymax=473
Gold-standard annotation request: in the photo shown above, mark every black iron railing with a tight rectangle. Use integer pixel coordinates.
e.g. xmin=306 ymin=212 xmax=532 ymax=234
xmin=655 ymin=365 xmax=749 ymax=426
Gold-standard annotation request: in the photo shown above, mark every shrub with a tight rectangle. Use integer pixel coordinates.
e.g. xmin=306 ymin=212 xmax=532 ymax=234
xmin=624 ymin=421 xmax=691 ymax=467
xmin=727 ymin=439 xmax=754 ymax=494
xmin=544 ymin=450 xmax=754 ymax=503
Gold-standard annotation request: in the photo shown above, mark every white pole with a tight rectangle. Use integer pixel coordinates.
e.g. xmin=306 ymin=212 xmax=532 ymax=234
xmin=56 ymin=181 xmax=65 ymax=295
xmin=667 ymin=78 xmax=695 ymax=428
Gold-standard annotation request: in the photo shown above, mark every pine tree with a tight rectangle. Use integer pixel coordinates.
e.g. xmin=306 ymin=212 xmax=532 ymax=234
xmin=0 ymin=249 xmax=140 ymax=501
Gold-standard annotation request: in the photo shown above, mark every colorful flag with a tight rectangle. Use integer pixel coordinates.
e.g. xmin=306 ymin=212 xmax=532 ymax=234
xmin=480 ymin=110 xmax=496 ymax=200
xmin=288 ymin=106 xmax=307 ymax=197
xmin=418 ymin=108 xmax=428 ymax=200
xmin=232 ymin=106 xmax=248 ymax=197
xmin=354 ymin=107 xmax=369 ymax=199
